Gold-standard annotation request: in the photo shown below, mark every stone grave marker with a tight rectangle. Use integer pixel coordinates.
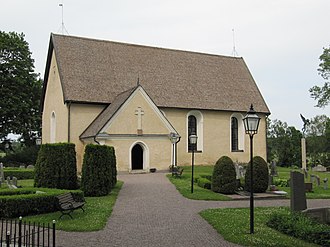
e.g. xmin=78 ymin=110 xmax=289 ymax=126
xmin=310 ymin=174 xmax=316 ymax=184
xmin=12 ymin=177 xmax=17 ymax=187
xmin=315 ymin=175 xmax=321 ymax=187
xmin=324 ymin=178 xmax=328 ymax=190
xmin=270 ymin=161 xmax=278 ymax=176
xmin=312 ymin=164 xmax=327 ymax=172
xmin=290 ymin=171 xmax=307 ymax=212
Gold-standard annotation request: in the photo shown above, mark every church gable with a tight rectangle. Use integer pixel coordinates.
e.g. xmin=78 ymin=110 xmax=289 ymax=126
xmin=102 ymin=86 xmax=176 ymax=136
xmin=81 ymin=85 xmax=177 ymax=140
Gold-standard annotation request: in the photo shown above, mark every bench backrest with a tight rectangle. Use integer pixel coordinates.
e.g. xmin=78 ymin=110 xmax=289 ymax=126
xmin=57 ymin=193 xmax=74 ymax=203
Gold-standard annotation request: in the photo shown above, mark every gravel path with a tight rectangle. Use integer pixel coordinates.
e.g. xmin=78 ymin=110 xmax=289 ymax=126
xmin=56 ymin=173 xmax=330 ymax=247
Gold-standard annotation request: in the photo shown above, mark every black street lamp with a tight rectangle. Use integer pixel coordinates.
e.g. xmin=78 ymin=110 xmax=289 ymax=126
xmin=189 ymin=133 xmax=198 ymax=193
xmin=170 ymin=133 xmax=181 ymax=173
xmin=243 ymin=104 xmax=261 ymax=234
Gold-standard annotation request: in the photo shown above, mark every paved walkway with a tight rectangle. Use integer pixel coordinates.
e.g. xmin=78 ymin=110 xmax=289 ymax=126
xmin=56 ymin=173 xmax=330 ymax=247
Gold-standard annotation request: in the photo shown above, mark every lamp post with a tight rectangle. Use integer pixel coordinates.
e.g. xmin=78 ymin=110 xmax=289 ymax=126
xmin=243 ymin=104 xmax=261 ymax=234
xmin=170 ymin=133 xmax=181 ymax=173
xmin=189 ymin=133 xmax=198 ymax=193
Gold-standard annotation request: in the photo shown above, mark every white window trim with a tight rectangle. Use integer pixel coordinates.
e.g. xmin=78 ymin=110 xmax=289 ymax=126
xmin=230 ymin=113 xmax=244 ymax=152
xmin=186 ymin=110 xmax=203 ymax=152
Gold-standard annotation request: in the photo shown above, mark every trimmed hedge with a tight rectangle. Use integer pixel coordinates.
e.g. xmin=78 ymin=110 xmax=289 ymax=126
xmin=267 ymin=211 xmax=330 ymax=247
xmin=4 ymin=168 xmax=35 ymax=180
xmin=81 ymin=144 xmax=117 ymax=197
xmin=197 ymin=177 xmax=211 ymax=190
xmin=212 ymin=156 xmax=237 ymax=194
xmin=34 ymin=143 xmax=78 ymax=190
xmin=245 ymin=156 xmax=269 ymax=193
xmin=0 ymin=189 xmax=84 ymax=218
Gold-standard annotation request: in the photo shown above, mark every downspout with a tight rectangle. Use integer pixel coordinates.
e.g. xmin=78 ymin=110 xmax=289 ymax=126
xmin=94 ymin=136 xmax=100 ymax=145
xmin=67 ymin=102 xmax=71 ymax=142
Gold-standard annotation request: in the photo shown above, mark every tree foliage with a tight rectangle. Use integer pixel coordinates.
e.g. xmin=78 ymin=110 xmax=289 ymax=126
xmin=305 ymin=115 xmax=330 ymax=166
xmin=0 ymin=31 xmax=42 ymax=145
xmin=211 ymin=156 xmax=237 ymax=194
xmin=309 ymin=46 xmax=330 ymax=107
xmin=267 ymin=119 xmax=302 ymax=166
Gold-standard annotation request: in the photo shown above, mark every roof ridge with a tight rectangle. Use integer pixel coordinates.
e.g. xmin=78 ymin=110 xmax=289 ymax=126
xmin=51 ymin=33 xmax=243 ymax=60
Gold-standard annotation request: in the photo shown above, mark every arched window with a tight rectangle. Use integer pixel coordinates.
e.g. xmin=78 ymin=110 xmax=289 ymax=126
xmin=188 ymin=115 xmax=197 ymax=151
xmin=230 ymin=113 xmax=244 ymax=152
xmin=50 ymin=112 xmax=56 ymax=143
xmin=231 ymin=117 xmax=239 ymax=151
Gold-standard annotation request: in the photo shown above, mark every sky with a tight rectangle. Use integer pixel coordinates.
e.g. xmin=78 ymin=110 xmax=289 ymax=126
xmin=1 ymin=0 xmax=330 ymax=130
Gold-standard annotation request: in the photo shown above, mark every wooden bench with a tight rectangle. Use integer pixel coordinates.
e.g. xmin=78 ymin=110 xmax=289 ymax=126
xmin=172 ymin=167 xmax=184 ymax=178
xmin=56 ymin=192 xmax=85 ymax=219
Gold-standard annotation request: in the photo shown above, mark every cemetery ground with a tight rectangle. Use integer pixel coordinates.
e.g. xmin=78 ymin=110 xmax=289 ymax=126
xmin=168 ymin=165 xmax=330 ymax=200
xmin=1 ymin=166 xmax=329 ymax=246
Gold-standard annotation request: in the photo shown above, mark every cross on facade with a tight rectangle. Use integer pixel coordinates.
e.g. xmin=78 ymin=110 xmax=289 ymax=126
xmin=135 ymin=107 xmax=144 ymax=134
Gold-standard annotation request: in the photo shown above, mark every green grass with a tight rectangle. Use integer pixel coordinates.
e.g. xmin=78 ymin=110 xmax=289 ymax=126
xmin=167 ymin=165 xmax=231 ymax=201
xmin=15 ymin=181 xmax=123 ymax=232
xmin=275 ymin=167 xmax=330 ymax=199
xmin=200 ymin=207 xmax=318 ymax=247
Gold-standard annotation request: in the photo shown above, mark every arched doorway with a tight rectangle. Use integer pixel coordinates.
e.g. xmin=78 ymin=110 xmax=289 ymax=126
xmin=131 ymin=144 xmax=143 ymax=170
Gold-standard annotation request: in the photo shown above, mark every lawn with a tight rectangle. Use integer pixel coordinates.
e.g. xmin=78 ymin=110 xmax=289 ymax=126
xmin=167 ymin=165 xmax=231 ymax=201
xmin=0 ymin=179 xmax=123 ymax=232
xmin=168 ymin=165 xmax=330 ymax=200
xmin=200 ymin=207 xmax=319 ymax=247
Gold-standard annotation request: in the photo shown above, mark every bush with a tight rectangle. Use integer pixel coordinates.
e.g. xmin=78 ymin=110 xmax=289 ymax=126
xmin=0 ymin=189 xmax=84 ymax=218
xmin=267 ymin=211 xmax=330 ymax=246
xmin=197 ymin=177 xmax=211 ymax=189
xmin=4 ymin=168 xmax=35 ymax=180
xmin=0 ymin=145 xmax=40 ymax=167
xmin=34 ymin=143 xmax=78 ymax=190
xmin=81 ymin=144 xmax=117 ymax=197
xmin=211 ymin=156 xmax=237 ymax=194
xmin=273 ymin=178 xmax=290 ymax=187
xmin=245 ymin=156 xmax=269 ymax=193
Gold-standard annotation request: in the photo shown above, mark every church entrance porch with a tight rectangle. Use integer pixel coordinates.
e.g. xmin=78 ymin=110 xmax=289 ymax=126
xmin=131 ymin=144 xmax=143 ymax=170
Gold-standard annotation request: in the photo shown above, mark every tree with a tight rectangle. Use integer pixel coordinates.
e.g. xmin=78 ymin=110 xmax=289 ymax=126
xmin=267 ymin=119 xmax=302 ymax=167
xmin=0 ymin=31 xmax=42 ymax=146
xmin=309 ymin=46 xmax=330 ymax=107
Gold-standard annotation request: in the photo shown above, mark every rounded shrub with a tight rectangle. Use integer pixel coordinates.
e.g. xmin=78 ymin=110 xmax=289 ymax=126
xmin=81 ymin=144 xmax=117 ymax=197
xmin=34 ymin=143 xmax=78 ymax=189
xmin=211 ymin=156 xmax=237 ymax=194
xmin=245 ymin=156 xmax=269 ymax=192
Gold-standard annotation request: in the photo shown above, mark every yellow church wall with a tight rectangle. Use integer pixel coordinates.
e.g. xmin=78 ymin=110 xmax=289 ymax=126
xmin=42 ymin=51 xmax=68 ymax=144
xmin=70 ymin=104 xmax=106 ymax=172
xmin=161 ymin=108 xmax=267 ymax=166
xmin=104 ymin=91 xmax=169 ymax=135
xmin=104 ymin=138 xmax=171 ymax=172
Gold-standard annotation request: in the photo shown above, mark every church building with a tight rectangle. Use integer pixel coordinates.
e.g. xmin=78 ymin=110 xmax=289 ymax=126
xmin=41 ymin=34 xmax=270 ymax=172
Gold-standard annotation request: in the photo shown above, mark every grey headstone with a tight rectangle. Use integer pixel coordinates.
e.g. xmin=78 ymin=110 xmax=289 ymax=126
xmin=19 ymin=165 xmax=25 ymax=169
xmin=290 ymin=171 xmax=307 ymax=212
xmin=0 ymin=163 xmax=4 ymax=182
xmin=315 ymin=175 xmax=321 ymax=187
xmin=310 ymin=174 xmax=316 ymax=184
xmin=12 ymin=177 xmax=17 ymax=187
xmin=324 ymin=178 xmax=328 ymax=190
xmin=270 ymin=161 xmax=278 ymax=176
xmin=27 ymin=165 xmax=34 ymax=169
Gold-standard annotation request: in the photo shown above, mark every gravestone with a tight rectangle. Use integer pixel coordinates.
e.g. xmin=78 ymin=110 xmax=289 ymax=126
xmin=312 ymin=165 xmax=327 ymax=172
xmin=270 ymin=161 xmax=278 ymax=176
xmin=0 ymin=163 xmax=4 ymax=181
xmin=12 ymin=177 xmax=17 ymax=187
xmin=234 ymin=163 xmax=240 ymax=179
xmin=315 ymin=175 xmax=321 ymax=187
xmin=324 ymin=178 xmax=328 ymax=190
xmin=310 ymin=174 xmax=316 ymax=184
xmin=290 ymin=171 xmax=307 ymax=212
xmin=238 ymin=165 xmax=245 ymax=178
xmin=27 ymin=165 xmax=34 ymax=169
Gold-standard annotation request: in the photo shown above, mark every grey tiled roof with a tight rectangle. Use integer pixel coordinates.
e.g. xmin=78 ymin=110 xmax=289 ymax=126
xmin=45 ymin=33 xmax=270 ymax=114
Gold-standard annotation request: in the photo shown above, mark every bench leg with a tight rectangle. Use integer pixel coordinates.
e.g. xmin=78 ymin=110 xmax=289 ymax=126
xmin=59 ymin=210 xmax=74 ymax=220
